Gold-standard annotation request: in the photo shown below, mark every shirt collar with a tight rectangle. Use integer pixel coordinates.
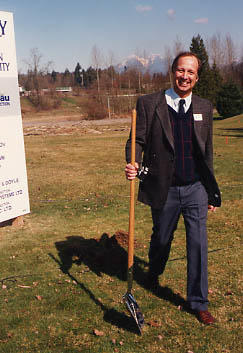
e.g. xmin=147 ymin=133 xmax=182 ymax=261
xmin=165 ymin=88 xmax=192 ymax=113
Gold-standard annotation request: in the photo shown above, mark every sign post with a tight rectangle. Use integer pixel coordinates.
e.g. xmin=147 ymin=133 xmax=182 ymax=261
xmin=0 ymin=11 xmax=30 ymax=223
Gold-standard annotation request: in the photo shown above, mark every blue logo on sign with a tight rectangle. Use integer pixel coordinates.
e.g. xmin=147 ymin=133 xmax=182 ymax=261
xmin=0 ymin=94 xmax=10 ymax=106
xmin=0 ymin=20 xmax=7 ymax=37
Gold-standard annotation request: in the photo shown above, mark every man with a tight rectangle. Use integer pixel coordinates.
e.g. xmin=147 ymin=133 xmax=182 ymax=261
xmin=125 ymin=52 xmax=221 ymax=325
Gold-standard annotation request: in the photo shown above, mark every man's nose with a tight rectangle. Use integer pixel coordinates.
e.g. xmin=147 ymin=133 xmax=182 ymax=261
xmin=181 ymin=71 xmax=189 ymax=79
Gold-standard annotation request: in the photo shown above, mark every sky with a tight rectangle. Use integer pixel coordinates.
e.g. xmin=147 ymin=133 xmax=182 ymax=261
xmin=1 ymin=0 xmax=243 ymax=73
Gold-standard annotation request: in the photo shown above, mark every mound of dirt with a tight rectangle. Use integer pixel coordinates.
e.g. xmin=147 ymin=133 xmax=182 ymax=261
xmin=96 ymin=230 xmax=137 ymax=249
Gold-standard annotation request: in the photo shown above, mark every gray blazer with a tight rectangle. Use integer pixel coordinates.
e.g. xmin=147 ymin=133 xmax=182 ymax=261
xmin=125 ymin=90 xmax=221 ymax=209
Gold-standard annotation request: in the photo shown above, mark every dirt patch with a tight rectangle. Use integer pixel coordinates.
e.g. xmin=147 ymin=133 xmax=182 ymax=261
xmin=23 ymin=118 xmax=130 ymax=136
xmin=95 ymin=229 xmax=138 ymax=251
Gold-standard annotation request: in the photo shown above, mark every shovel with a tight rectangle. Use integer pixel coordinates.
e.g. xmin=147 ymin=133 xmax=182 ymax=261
xmin=123 ymin=109 xmax=145 ymax=334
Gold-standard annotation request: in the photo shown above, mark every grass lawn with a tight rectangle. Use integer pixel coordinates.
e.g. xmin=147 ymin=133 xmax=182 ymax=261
xmin=0 ymin=114 xmax=242 ymax=353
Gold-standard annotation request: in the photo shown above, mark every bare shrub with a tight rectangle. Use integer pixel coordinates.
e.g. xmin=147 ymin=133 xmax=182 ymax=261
xmin=107 ymin=95 xmax=138 ymax=116
xmin=80 ymin=96 xmax=107 ymax=120
xmin=27 ymin=93 xmax=62 ymax=111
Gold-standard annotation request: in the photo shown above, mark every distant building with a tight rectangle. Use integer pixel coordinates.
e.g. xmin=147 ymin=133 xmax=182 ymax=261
xmin=55 ymin=87 xmax=72 ymax=93
xmin=19 ymin=86 xmax=25 ymax=95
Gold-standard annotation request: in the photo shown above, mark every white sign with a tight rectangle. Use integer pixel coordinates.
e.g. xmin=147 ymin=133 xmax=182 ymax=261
xmin=0 ymin=11 xmax=30 ymax=222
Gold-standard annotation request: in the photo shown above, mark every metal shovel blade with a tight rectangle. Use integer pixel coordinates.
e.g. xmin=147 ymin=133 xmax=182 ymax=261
xmin=123 ymin=292 xmax=145 ymax=333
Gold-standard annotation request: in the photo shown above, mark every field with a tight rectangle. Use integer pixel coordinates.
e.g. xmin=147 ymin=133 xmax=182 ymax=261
xmin=0 ymin=112 xmax=242 ymax=353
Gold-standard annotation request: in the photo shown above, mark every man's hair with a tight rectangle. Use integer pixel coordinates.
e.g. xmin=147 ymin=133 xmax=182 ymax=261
xmin=171 ymin=52 xmax=201 ymax=73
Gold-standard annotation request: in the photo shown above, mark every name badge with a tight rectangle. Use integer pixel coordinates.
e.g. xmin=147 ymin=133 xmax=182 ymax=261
xmin=193 ymin=114 xmax=203 ymax=121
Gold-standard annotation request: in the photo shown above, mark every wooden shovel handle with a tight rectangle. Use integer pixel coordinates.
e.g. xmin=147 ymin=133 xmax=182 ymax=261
xmin=128 ymin=109 xmax=136 ymax=270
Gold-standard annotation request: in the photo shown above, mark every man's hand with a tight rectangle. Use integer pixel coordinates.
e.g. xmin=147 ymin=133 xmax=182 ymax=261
xmin=125 ymin=162 xmax=139 ymax=180
xmin=208 ymin=205 xmax=217 ymax=212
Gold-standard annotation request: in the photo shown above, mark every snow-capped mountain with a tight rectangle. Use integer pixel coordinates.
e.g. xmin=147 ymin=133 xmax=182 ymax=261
xmin=116 ymin=54 xmax=168 ymax=74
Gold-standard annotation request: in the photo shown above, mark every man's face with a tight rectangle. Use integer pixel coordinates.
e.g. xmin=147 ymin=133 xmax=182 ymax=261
xmin=173 ymin=56 xmax=199 ymax=97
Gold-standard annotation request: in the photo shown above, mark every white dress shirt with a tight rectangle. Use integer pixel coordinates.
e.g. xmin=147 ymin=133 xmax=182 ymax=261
xmin=165 ymin=88 xmax=192 ymax=113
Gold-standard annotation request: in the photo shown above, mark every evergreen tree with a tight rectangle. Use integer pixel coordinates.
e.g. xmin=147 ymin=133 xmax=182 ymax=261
xmin=216 ymin=82 xmax=243 ymax=118
xmin=74 ymin=62 xmax=82 ymax=86
xmin=51 ymin=70 xmax=57 ymax=83
xmin=190 ymin=34 xmax=209 ymax=69
xmin=64 ymin=68 xmax=70 ymax=77
xmin=83 ymin=66 xmax=97 ymax=88
xmin=62 ymin=68 xmax=72 ymax=86
xmin=190 ymin=34 xmax=214 ymax=100
xmin=207 ymin=62 xmax=223 ymax=105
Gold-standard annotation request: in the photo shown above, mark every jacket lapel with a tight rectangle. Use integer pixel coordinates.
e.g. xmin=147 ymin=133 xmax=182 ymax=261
xmin=154 ymin=93 xmax=207 ymax=154
xmin=155 ymin=94 xmax=174 ymax=151
xmin=192 ymin=95 xmax=205 ymax=154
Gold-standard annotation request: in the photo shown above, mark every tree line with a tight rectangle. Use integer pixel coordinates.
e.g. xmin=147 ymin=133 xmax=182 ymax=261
xmin=19 ymin=34 xmax=243 ymax=118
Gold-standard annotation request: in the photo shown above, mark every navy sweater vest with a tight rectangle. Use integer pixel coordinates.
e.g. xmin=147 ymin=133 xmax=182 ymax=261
xmin=168 ymin=104 xmax=200 ymax=186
